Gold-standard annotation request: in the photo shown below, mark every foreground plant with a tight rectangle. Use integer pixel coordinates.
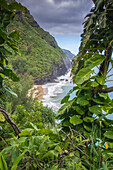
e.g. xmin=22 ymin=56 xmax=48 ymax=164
xmin=0 ymin=125 xmax=88 ymax=169
xmin=58 ymin=0 xmax=113 ymax=168
xmin=1 ymin=0 xmax=113 ymax=169
xmin=0 ymin=0 xmax=26 ymax=103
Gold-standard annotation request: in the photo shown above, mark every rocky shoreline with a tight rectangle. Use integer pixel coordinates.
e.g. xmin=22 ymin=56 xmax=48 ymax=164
xmin=34 ymin=58 xmax=69 ymax=85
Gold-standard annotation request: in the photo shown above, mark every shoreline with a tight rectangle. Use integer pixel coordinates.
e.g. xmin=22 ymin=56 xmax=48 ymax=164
xmin=28 ymin=85 xmax=47 ymax=101
xmin=28 ymin=69 xmax=72 ymax=104
xmin=28 ymin=79 xmax=59 ymax=101
xmin=34 ymin=69 xmax=71 ymax=85
xmin=29 ymin=70 xmax=72 ymax=101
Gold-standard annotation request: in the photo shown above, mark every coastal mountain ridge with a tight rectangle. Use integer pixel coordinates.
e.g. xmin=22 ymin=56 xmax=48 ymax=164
xmin=62 ymin=49 xmax=75 ymax=61
xmin=8 ymin=7 xmax=71 ymax=84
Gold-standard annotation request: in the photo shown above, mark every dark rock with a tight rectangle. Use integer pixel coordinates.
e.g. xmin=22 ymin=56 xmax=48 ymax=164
xmin=34 ymin=57 xmax=68 ymax=85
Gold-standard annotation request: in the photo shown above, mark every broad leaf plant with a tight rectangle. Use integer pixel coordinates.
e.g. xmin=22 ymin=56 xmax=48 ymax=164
xmin=58 ymin=0 xmax=113 ymax=145
xmin=0 ymin=0 xmax=26 ymax=103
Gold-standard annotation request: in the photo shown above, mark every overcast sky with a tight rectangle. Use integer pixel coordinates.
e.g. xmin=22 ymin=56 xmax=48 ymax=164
xmin=17 ymin=0 xmax=93 ymax=54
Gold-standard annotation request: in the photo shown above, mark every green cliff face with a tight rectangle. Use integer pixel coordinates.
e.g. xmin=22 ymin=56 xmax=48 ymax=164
xmin=8 ymin=9 xmax=70 ymax=84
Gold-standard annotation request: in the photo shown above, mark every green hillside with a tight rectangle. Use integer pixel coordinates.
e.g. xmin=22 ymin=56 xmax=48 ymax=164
xmin=8 ymin=9 xmax=70 ymax=84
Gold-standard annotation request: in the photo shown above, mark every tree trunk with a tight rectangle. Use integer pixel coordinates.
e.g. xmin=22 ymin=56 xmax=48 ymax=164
xmin=0 ymin=109 xmax=21 ymax=137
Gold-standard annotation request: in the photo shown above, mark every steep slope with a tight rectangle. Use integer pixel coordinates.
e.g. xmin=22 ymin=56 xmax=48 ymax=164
xmin=8 ymin=9 xmax=71 ymax=84
xmin=63 ymin=49 xmax=75 ymax=61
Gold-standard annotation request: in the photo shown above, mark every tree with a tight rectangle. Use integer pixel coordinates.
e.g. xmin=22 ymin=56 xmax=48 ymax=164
xmin=0 ymin=0 xmax=26 ymax=132
xmin=58 ymin=0 xmax=113 ymax=167
xmin=0 ymin=0 xmax=26 ymax=104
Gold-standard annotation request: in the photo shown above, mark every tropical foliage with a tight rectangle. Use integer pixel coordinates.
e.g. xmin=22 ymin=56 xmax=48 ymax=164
xmin=0 ymin=0 xmax=25 ymax=103
xmin=58 ymin=0 xmax=113 ymax=168
xmin=0 ymin=0 xmax=113 ymax=169
xmin=8 ymin=6 xmax=69 ymax=83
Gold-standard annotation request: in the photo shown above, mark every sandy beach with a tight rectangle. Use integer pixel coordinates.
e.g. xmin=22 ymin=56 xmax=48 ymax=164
xmin=28 ymin=85 xmax=47 ymax=100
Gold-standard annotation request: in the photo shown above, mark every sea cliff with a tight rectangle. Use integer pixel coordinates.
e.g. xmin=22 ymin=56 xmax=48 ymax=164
xmin=8 ymin=8 xmax=71 ymax=84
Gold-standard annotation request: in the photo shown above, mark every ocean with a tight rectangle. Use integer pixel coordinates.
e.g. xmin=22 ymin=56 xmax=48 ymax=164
xmin=42 ymin=70 xmax=74 ymax=112
xmin=41 ymin=69 xmax=113 ymax=118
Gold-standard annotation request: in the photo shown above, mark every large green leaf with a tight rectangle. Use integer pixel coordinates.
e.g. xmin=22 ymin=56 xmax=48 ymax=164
xmin=61 ymin=94 xmax=70 ymax=104
xmin=1 ymin=146 xmax=14 ymax=155
xmin=37 ymin=128 xmax=53 ymax=135
xmin=3 ymin=86 xmax=18 ymax=97
xmin=72 ymin=59 xmax=84 ymax=75
xmin=98 ymin=93 xmax=108 ymax=99
xmin=96 ymin=76 xmax=106 ymax=85
xmin=70 ymin=115 xmax=83 ymax=125
xmin=2 ymin=68 xmax=19 ymax=82
xmin=108 ymin=108 xmax=113 ymax=115
xmin=0 ymin=154 xmax=8 ymax=170
xmin=30 ymin=122 xmax=38 ymax=131
xmin=83 ymin=117 xmax=94 ymax=123
xmin=104 ymin=131 xmax=113 ymax=140
xmin=85 ymin=54 xmax=105 ymax=68
xmin=19 ymin=129 xmax=33 ymax=137
xmin=75 ymin=67 xmax=93 ymax=84
xmin=77 ymin=96 xmax=89 ymax=106
xmin=11 ymin=151 xmax=27 ymax=170
xmin=89 ymin=105 xmax=102 ymax=116
xmin=0 ymin=29 xmax=7 ymax=42
xmin=75 ymin=106 xmax=85 ymax=115
xmin=90 ymin=81 xmax=99 ymax=87
xmin=93 ymin=96 xmax=106 ymax=104
xmin=42 ymin=150 xmax=58 ymax=160
xmin=83 ymin=123 xmax=92 ymax=132
xmin=0 ymin=37 xmax=5 ymax=45
xmin=18 ymin=137 xmax=27 ymax=144
xmin=57 ymin=98 xmax=75 ymax=116
xmin=61 ymin=86 xmax=78 ymax=104
xmin=62 ymin=120 xmax=72 ymax=127
xmin=102 ymin=162 xmax=109 ymax=170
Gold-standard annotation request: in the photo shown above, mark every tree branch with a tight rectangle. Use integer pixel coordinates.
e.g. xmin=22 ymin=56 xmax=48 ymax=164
xmin=98 ymin=86 xmax=113 ymax=93
xmin=98 ymin=46 xmax=112 ymax=77
xmin=0 ymin=109 xmax=21 ymax=137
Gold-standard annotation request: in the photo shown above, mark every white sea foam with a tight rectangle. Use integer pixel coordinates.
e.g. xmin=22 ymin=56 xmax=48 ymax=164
xmin=42 ymin=70 xmax=73 ymax=112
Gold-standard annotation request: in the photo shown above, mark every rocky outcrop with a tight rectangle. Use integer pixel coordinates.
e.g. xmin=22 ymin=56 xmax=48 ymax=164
xmin=34 ymin=57 xmax=68 ymax=84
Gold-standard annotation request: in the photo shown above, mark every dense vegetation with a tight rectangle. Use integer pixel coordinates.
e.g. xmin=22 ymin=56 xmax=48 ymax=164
xmin=7 ymin=5 xmax=70 ymax=84
xmin=0 ymin=0 xmax=113 ymax=169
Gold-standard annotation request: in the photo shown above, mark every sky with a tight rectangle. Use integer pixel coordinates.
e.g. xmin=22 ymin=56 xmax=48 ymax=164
xmin=17 ymin=0 xmax=93 ymax=55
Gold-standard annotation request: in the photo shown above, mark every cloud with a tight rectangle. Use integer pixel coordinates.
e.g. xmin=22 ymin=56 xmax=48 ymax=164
xmin=43 ymin=23 xmax=83 ymax=35
xmin=17 ymin=0 xmax=93 ymax=35
xmin=47 ymin=0 xmax=54 ymax=3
